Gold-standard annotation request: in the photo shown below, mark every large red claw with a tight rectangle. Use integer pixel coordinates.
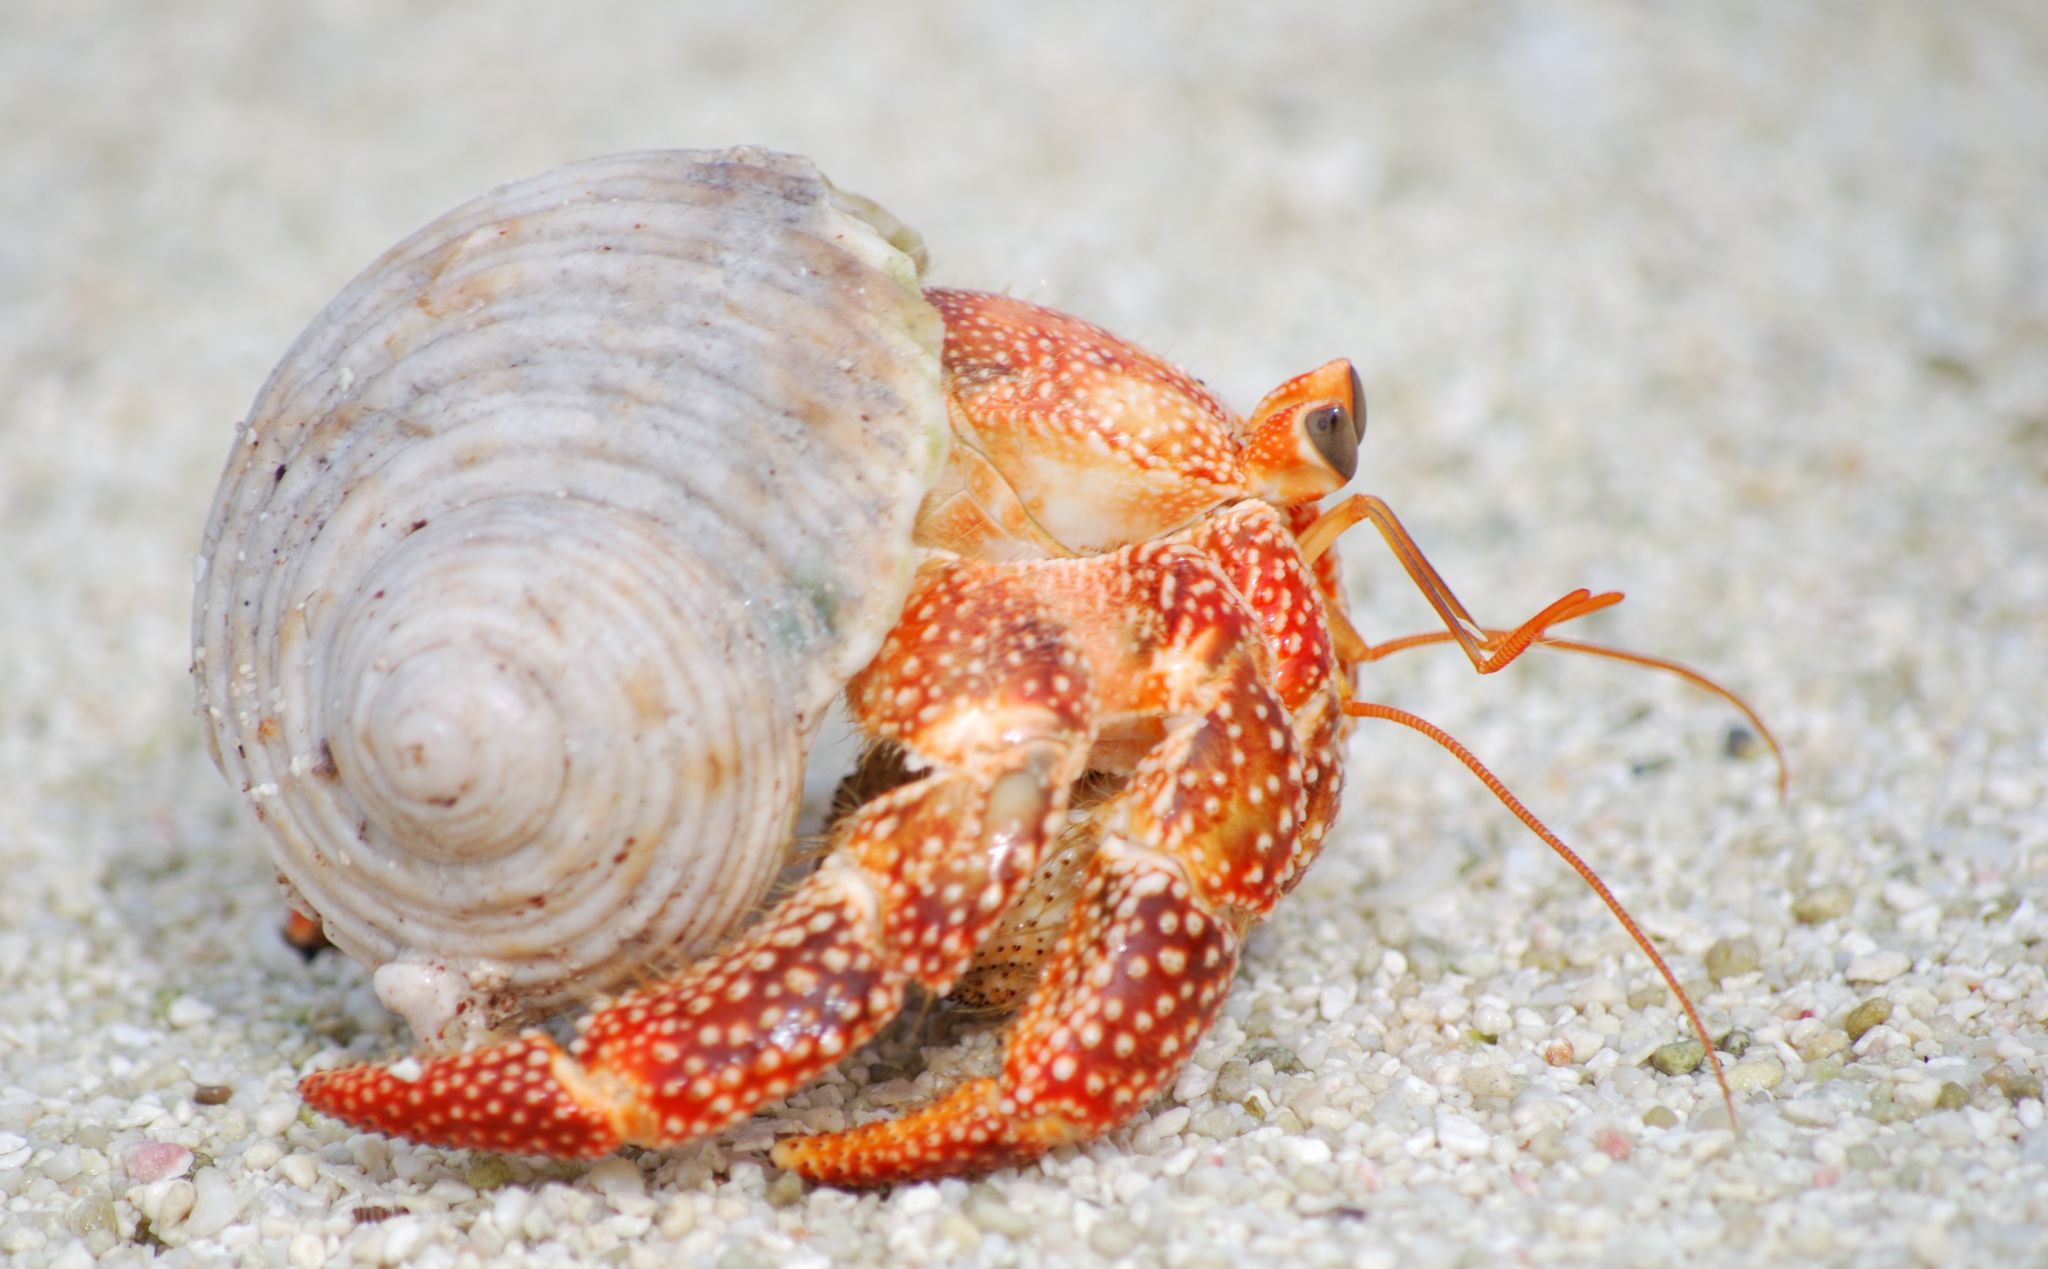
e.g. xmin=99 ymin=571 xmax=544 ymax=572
xmin=299 ymin=1035 xmax=622 ymax=1157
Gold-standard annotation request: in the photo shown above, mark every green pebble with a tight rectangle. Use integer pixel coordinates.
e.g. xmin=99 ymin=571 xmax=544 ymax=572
xmin=1806 ymin=1057 xmax=1844 ymax=1084
xmin=466 ymin=1156 xmax=514 ymax=1192
xmin=1641 ymin=1105 xmax=1680 ymax=1129
xmin=1718 ymin=1029 xmax=1753 ymax=1057
xmin=1705 ymin=936 xmax=1760 ymax=983
xmin=766 ymin=1170 xmax=806 ymax=1209
xmin=1649 ymin=1040 xmax=1707 ymax=1076
xmin=1935 ymin=1081 xmax=1970 ymax=1111
xmin=1984 ymin=1066 xmax=2043 ymax=1103
xmin=1844 ymin=998 xmax=1893 ymax=1042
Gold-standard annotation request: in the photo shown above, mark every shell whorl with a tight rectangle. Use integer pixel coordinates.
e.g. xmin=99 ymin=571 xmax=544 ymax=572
xmin=193 ymin=149 xmax=948 ymax=1041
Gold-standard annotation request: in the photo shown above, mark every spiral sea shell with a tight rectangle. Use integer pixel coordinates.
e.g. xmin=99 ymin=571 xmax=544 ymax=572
xmin=192 ymin=148 xmax=949 ymax=1043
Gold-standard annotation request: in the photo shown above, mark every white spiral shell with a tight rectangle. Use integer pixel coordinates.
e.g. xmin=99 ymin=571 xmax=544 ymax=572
xmin=192 ymin=148 xmax=949 ymax=1043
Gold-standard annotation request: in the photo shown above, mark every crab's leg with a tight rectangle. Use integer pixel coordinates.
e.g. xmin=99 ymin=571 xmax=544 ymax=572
xmin=300 ymin=559 xmax=1096 ymax=1157
xmin=776 ymin=543 xmax=1306 ymax=1185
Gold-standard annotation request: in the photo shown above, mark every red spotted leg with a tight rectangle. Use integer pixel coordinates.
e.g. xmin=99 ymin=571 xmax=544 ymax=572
xmin=775 ymin=536 xmax=1313 ymax=1185
xmin=299 ymin=560 xmax=1097 ymax=1156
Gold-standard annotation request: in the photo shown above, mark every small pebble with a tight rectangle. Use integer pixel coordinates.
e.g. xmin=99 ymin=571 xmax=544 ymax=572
xmin=1846 ymin=952 xmax=1912 ymax=984
xmin=1649 ymin=1040 xmax=1706 ymax=1076
xmin=138 ymin=1177 xmax=197 ymax=1228
xmin=1868 ymin=1085 xmax=1908 ymax=1124
xmin=166 ymin=996 xmax=216 ymax=1028
xmin=287 ymin=1233 xmax=326 ymax=1269
xmin=966 ymin=1185 xmax=1033 ymax=1239
xmin=1719 ymin=1029 xmax=1753 ymax=1057
xmin=765 ymin=1170 xmax=805 ymax=1209
xmin=1641 ymin=1106 xmax=1679 ymax=1129
xmin=1089 ymin=1216 xmax=1142 ymax=1257
xmin=1705 ymin=936 xmax=1760 ymax=983
xmin=1462 ymin=1064 xmax=1518 ymax=1098
xmin=1191 ymin=1107 xmax=1239 ymax=1138
xmin=66 ymin=1194 xmax=116 ymax=1239
xmin=193 ymin=1083 xmax=233 ymax=1106
xmin=242 ymin=1141 xmax=283 ymax=1172
xmin=1435 ymin=1112 xmax=1491 ymax=1159
xmin=1793 ymin=884 xmax=1854 ymax=924
xmin=380 ymin=1219 xmax=425 ymax=1263
xmin=184 ymin=1168 xmax=245 ymax=1238
xmin=467 ymin=1156 xmax=515 ymax=1192
xmin=41 ymin=1145 xmax=83 ymax=1183
xmin=1845 ymin=998 xmax=1893 ymax=1041
xmin=124 ymin=1142 xmax=193 ymax=1184
xmin=1934 ymin=1082 xmax=1969 ymax=1111
xmin=584 ymin=1157 xmax=645 ymax=1200
xmin=1983 ymin=1066 xmax=2043 ymax=1104
xmin=1800 ymin=1029 xmax=1850 ymax=1062
xmin=279 ymin=1153 xmax=320 ymax=1190
xmin=255 ymin=1101 xmax=298 ymax=1138
xmin=1727 ymin=1056 xmax=1785 ymax=1093
xmin=1213 ymin=1059 xmax=1253 ymax=1104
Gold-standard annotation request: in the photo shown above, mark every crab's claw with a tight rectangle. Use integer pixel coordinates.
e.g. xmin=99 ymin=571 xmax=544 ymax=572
xmin=300 ymin=1035 xmax=621 ymax=1156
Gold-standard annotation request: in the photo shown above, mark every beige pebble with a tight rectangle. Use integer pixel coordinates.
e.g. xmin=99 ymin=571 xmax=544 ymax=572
xmin=1727 ymin=1056 xmax=1785 ymax=1093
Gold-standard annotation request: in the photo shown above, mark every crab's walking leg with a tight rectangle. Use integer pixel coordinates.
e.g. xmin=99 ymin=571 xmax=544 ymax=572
xmin=1295 ymin=493 xmax=1621 ymax=673
xmin=301 ymin=560 xmax=1096 ymax=1156
xmin=777 ymin=544 xmax=1306 ymax=1185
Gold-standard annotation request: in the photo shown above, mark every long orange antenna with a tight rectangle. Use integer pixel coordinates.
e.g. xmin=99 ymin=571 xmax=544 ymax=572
xmin=1343 ymin=699 xmax=1738 ymax=1126
xmin=1348 ymin=629 xmax=1788 ymax=801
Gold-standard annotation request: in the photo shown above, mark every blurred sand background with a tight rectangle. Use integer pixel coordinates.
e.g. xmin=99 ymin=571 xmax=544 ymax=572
xmin=4 ymin=2 xmax=2047 ymax=1265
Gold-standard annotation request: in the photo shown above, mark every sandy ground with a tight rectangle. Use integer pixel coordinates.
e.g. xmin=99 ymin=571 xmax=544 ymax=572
xmin=4 ymin=2 xmax=2047 ymax=1265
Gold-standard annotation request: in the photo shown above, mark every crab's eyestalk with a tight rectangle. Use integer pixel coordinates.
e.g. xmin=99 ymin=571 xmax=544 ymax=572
xmin=1242 ymin=358 xmax=1366 ymax=506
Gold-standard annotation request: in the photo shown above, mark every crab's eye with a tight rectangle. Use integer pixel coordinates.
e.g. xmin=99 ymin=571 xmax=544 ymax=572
xmin=1346 ymin=365 xmax=1367 ymax=441
xmin=1303 ymin=402 xmax=1358 ymax=481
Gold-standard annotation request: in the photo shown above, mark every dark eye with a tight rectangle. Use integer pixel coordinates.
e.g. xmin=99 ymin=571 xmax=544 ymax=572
xmin=1304 ymin=403 xmax=1358 ymax=481
xmin=1346 ymin=365 xmax=1367 ymax=441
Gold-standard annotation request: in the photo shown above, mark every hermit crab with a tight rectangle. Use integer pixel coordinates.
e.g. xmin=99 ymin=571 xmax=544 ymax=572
xmin=193 ymin=147 xmax=1774 ymax=1187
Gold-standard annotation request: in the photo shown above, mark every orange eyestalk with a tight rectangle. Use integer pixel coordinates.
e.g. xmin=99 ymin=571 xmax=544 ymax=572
xmin=1241 ymin=358 xmax=1366 ymax=505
